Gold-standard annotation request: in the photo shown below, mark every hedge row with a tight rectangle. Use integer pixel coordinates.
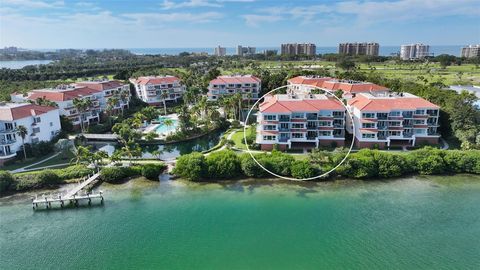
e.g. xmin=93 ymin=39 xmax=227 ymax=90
xmin=173 ymin=148 xmax=480 ymax=181
xmin=0 ymin=165 xmax=94 ymax=193
xmin=100 ymin=163 xmax=166 ymax=183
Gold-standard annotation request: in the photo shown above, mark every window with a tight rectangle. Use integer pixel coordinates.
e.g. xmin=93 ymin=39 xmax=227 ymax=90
xmin=263 ymin=135 xmax=276 ymax=141
xmin=32 ymin=138 xmax=39 ymax=143
xmin=362 ymin=123 xmax=375 ymax=128
xmin=388 ymin=131 xmax=401 ymax=136
xmin=291 ymin=113 xmax=304 ymax=119
xmin=415 ymin=109 xmax=425 ymax=115
xmin=33 ymin=127 xmax=40 ymax=133
xmin=389 ymin=111 xmax=401 ymax=116
xmin=292 ymin=133 xmax=304 ymax=138
xmin=362 ymin=133 xmax=375 ymax=139
xmin=388 ymin=121 xmax=401 ymax=127
xmin=414 ymin=119 xmax=426 ymax=125
xmin=263 ymin=115 xmax=277 ymax=121
xmin=318 ymin=121 xmax=332 ymax=126
xmin=362 ymin=112 xmax=375 ymax=118
xmin=319 ymin=131 xmax=331 ymax=136
xmin=263 ymin=125 xmax=276 ymax=131
xmin=414 ymin=129 xmax=426 ymax=134
xmin=280 ymin=123 xmax=289 ymax=129
xmin=34 ymin=117 xmax=41 ymax=123
xmin=5 ymin=123 xmax=13 ymax=130
xmin=291 ymin=123 xmax=304 ymax=129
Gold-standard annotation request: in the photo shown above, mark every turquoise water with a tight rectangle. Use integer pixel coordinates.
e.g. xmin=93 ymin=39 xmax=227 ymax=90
xmin=154 ymin=116 xmax=178 ymax=134
xmin=1 ymin=175 xmax=480 ymax=269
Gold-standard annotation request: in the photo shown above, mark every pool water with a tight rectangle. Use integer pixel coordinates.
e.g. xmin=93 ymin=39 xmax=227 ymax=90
xmin=155 ymin=117 xmax=178 ymax=134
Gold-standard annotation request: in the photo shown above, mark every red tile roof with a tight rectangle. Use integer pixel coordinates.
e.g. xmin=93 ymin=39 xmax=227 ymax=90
xmin=288 ymin=76 xmax=388 ymax=94
xmin=0 ymin=103 xmax=57 ymax=121
xmin=348 ymin=93 xmax=440 ymax=111
xmin=210 ymin=75 xmax=261 ymax=85
xmin=27 ymin=87 xmax=102 ymax=102
xmin=75 ymin=80 xmax=126 ymax=91
xmin=260 ymin=95 xmax=344 ymax=113
xmin=132 ymin=76 xmax=180 ymax=85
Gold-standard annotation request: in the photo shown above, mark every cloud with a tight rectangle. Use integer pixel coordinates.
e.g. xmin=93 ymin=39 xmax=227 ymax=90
xmin=2 ymin=0 xmax=64 ymax=9
xmin=122 ymin=11 xmax=224 ymax=24
xmin=160 ymin=0 xmax=222 ymax=10
xmin=160 ymin=0 xmax=255 ymax=9
xmin=242 ymin=14 xmax=282 ymax=27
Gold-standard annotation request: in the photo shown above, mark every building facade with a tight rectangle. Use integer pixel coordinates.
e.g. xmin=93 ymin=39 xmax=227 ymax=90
xmin=347 ymin=92 xmax=440 ymax=148
xmin=130 ymin=76 xmax=185 ymax=106
xmin=338 ymin=42 xmax=379 ymax=56
xmin=207 ymin=75 xmax=261 ymax=101
xmin=0 ymin=103 xmax=61 ymax=165
xmin=400 ymin=44 xmax=430 ymax=60
xmin=287 ymin=76 xmax=389 ymax=98
xmin=213 ymin=46 xmax=227 ymax=56
xmin=10 ymin=80 xmax=130 ymax=128
xmin=236 ymin=45 xmax=256 ymax=56
xmin=281 ymin=43 xmax=316 ymax=56
xmin=461 ymin=44 xmax=480 ymax=58
xmin=256 ymin=93 xmax=345 ymax=150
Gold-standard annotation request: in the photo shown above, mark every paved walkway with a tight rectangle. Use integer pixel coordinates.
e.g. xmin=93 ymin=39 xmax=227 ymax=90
xmin=10 ymin=152 xmax=62 ymax=173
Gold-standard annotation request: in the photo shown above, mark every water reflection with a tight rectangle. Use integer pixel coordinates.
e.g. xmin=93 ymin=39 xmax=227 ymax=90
xmin=92 ymin=130 xmax=223 ymax=160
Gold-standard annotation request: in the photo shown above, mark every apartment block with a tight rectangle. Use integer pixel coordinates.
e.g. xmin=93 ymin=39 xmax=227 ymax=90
xmin=207 ymin=75 xmax=261 ymax=101
xmin=400 ymin=44 xmax=430 ymax=60
xmin=130 ymin=76 xmax=185 ymax=106
xmin=213 ymin=46 xmax=227 ymax=56
xmin=347 ymin=92 xmax=440 ymax=148
xmin=0 ymin=103 xmax=61 ymax=165
xmin=256 ymin=93 xmax=346 ymax=150
xmin=281 ymin=43 xmax=316 ymax=56
xmin=10 ymin=80 xmax=130 ymax=127
xmin=236 ymin=45 xmax=256 ymax=56
xmin=287 ymin=76 xmax=389 ymax=98
xmin=461 ymin=44 xmax=480 ymax=58
xmin=338 ymin=42 xmax=379 ymax=56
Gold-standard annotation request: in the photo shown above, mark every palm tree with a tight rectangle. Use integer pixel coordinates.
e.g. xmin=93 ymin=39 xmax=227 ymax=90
xmin=163 ymin=118 xmax=174 ymax=128
xmin=161 ymin=91 xmax=169 ymax=115
xmin=119 ymin=89 xmax=130 ymax=116
xmin=17 ymin=125 xmax=28 ymax=160
xmin=73 ymin=98 xmax=93 ymax=133
xmin=106 ymin=96 xmax=119 ymax=126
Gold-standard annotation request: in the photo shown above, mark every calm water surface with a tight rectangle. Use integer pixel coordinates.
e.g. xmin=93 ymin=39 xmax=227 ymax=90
xmin=1 ymin=175 xmax=480 ymax=269
xmin=0 ymin=60 xmax=53 ymax=69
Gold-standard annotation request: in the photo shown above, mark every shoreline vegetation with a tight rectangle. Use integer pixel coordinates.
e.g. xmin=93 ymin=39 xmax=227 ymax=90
xmin=173 ymin=148 xmax=480 ymax=181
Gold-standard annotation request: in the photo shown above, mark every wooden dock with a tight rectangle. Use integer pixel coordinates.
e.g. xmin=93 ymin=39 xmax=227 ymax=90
xmin=32 ymin=171 xmax=104 ymax=210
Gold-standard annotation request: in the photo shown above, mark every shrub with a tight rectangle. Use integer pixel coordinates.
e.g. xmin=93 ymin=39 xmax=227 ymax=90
xmin=374 ymin=152 xmax=411 ymax=178
xmin=141 ymin=163 xmax=166 ymax=180
xmin=31 ymin=141 xmax=54 ymax=158
xmin=240 ymin=153 xmax=267 ymax=178
xmin=338 ymin=149 xmax=378 ymax=179
xmin=0 ymin=171 xmax=14 ymax=193
xmin=258 ymin=150 xmax=295 ymax=176
xmin=36 ymin=170 xmax=62 ymax=186
xmin=205 ymin=150 xmax=242 ymax=179
xmin=100 ymin=167 xmax=132 ymax=183
xmin=55 ymin=165 xmax=94 ymax=180
xmin=410 ymin=147 xmax=446 ymax=175
xmin=291 ymin=160 xmax=317 ymax=179
xmin=173 ymin=152 xmax=206 ymax=181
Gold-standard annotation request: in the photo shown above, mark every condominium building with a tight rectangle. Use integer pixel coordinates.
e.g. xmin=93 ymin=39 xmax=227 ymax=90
xmin=10 ymin=80 xmax=130 ymax=127
xmin=347 ymin=92 xmax=440 ymax=148
xmin=207 ymin=75 xmax=261 ymax=101
xmin=256 ymin=93 xmax=346 ymax=150
xmin=236 ymin=45 xmax=256 ymax=56
xmin=130 ymin=76 xmax=185 ymax=106
xmin=461 ymin=44 xmax=480 ymax=58
xmin=0 ymin=103 xmax=61 ymax=165
xmin=213 ymin=46 xmax=227 ymax=56
xmin=287 ymin=76 xmax=389 ymax=98
xmin=281 ymin=43 xmax=316 ymax=56
xmin=338 ymin=42 xmax=379 ymax=56
xmin=400 ymin=44 xmax=430 ymax=60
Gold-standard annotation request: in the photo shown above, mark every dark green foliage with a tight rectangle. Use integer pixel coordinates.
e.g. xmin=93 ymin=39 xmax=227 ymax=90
xmin=374 ymin=152 xmax=411 ymax=178
xmin=36 ymin=170 xmax=61 ymax=186
xmin=141 ymin=164 xmax=166 ymax=180
xmin=291 ymin=160 xmax=317 ymax=179
xmin=409 ymin=147 xmax=446 ymax=175
xmin=257 ymin=150 xmax=295 ymax=176
xmin=0 ymin=171 xmax=14 ymax=193
xmin=100 ymin=166 xmax=140 ymax=183
xmin=31 ymin=141 xmax=55 ymax=157
xmin=240 ymin=154 xmax=267 ymax=178
xmin=173 ymin=152 xmax=206 ymax=181
xmin=56 ymin=165 xmax=94 ymax=180
xmin=205 ymin=150 xmax=241 ymax=179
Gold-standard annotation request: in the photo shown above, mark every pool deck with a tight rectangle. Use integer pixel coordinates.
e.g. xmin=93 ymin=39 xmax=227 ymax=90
xmin=143 ymin=113 xmax=179 ymax=138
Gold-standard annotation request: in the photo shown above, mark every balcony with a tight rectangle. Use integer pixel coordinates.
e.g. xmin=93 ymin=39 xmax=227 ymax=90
xmin=0 ymin=138 xmax=16 ymax=145
xmin=279 ymin=117 xmax=290 ymax=122
xmin=278 ymin=137 xmax=290 ymax=143
xmin=0 ymin=128 xmax=16 ymax=134
xmin=0 ymin=151 xmax=16 ymax=159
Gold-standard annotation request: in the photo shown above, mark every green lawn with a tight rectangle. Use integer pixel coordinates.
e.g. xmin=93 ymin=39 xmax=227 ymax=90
xmin=230 ymin=127 xmax=255 ymax=150
xmin=27 ymin=150 xmax=75 ymax=169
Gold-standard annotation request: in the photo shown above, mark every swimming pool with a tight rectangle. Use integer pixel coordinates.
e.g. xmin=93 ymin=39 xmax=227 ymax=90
xmin=155 ymin=117 xmax=178 ymax=134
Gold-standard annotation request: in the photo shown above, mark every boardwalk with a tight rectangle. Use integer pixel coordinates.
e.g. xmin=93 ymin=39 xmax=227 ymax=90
xmin=81 ymin=133 xmax=119 ymax=141
xmin=32 ymin=171 xmax=103 ymax=210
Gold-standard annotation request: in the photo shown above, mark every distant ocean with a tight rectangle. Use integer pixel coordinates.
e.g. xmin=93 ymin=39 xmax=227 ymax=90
xmin=128 ymin=45 xmax=463 ymax=57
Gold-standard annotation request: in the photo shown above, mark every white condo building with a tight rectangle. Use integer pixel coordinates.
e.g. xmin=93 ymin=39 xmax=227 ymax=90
xmin=10 ymin=80 xmax=130 ymax=128
xmin=0 ymin=103 xmax=61 ymax=164
xmin=130 ymin=76 xmax=185 ymax=106
xmin=347 ymin=92 xmax=440 ymax=148
xmin=214 ymin=46 xmax=227 ymax=56
xmin=207 ymin=75 xmax=261 ymax=101
xmin=400 ymin=44 xmax=430 ymax=60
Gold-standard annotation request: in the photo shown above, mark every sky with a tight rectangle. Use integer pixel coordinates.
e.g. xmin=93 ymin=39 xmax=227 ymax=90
xmin=0 ymin=0 xmax=479 ymax=49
